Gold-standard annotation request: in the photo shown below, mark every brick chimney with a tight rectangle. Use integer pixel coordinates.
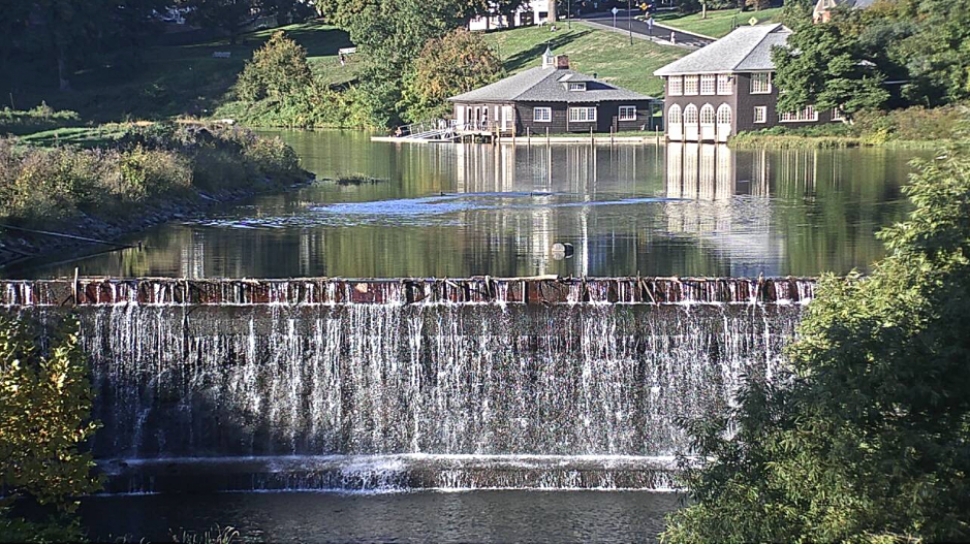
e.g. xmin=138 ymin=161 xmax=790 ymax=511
xmin=555 ymin=55 xmax=570 ymax=69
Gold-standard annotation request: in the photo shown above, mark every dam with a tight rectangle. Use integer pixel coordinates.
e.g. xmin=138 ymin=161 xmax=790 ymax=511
xmin=3 ymin=276 xmax=812 ymax=494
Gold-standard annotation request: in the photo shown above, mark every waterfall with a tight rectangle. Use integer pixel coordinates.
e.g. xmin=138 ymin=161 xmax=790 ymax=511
xmin=4 ymin=278 xmax=809 ymax=492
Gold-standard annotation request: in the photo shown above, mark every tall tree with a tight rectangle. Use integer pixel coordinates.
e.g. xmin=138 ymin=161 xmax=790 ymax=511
xmin=772 ymin=19 xmax=889 ymax=119
xmin=400 ymin=28 xmax=503 ymax=122
xmin=662 ymin=137 xmax=970 ymax=543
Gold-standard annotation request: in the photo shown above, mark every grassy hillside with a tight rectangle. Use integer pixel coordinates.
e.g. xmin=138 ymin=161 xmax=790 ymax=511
xmin=0 ymin=23 xmax=359 ymax=125
xmin=484 ymin=23 xmax=686 ymax=98
xmin=655 ymin=8 xmax=783 ymax=38
xmin=0 ymin=21 xmax=685 ymax=131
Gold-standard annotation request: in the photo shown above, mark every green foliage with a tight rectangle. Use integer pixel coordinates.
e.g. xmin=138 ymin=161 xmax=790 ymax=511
xmin=0 ymin=123 xmax=305 ymax=226
xmin=662 ymin=138 xmax=970 ymax=543
xmin=0 ymin=510 xmax=88 ymax=544
xmin=777 ymin=0 xmax=970 ymax=112
xmin=400 ymin=29 xmax=504 ymax=123
xmin=772 ymin=20 xmax=889 ymax=118
xmin=0 ymin=315 xmax=101 ymax=512
xmin=235 ymin=31 xmax=313 ymax=102
xmin=341 ymin=0 xmax=466 ymax=126
xmin=0 ymin=103 xmax=82 ymax=136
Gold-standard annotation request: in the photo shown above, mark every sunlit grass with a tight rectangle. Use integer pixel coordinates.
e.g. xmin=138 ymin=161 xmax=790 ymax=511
xmin=484 ymin=23 xmax=687 ymax=97
xmin=655 ymin=7 xmax=783 ymax=38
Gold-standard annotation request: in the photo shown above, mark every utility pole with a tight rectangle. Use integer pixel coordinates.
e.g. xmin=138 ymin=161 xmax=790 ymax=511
xmin=568 ymin=0 xmax=572 ymax=28
xmin=628 ymin=0 xmax=633 ymax=45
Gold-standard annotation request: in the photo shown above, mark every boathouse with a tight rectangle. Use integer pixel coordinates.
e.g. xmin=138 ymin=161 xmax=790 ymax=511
xmin=448 ymin=48 xmax=659 ymax=136
xmin=653 ymin=24 xmax=840 ymax=142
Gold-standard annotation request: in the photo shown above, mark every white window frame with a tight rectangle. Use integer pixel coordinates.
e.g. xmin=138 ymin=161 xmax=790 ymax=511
xmin=699 ymin=104 xmax=716 ymax=126
xmin=568 ymin=106 xmax=597 ymax=123
xmin=750 ymin=72 xmax=772 ymax=94
xmin=779 ymin=105 xmax=819 ymax=123
xmin=568 ymin=82 xmax=587 ymax=91
xmin=831 ymin=107 xmax=845 ymax=122
xmin=533 ymin=107 xmax=552 ymax=123
xmin=700 ymin=75 xmax=716 ymax=95
xmin=618 ymin=105 xmax=637 ymax=121
xmin=717 ymin=74 xmax=732 ymax=95
xmin=716 ymin=104 xmax=732 ymax=125
xmin=668 ymin=76 xmax=683 ymax=96
xmin=668 ymin=104 xmax=682 ymax=124
xmin=684 ymin=104 xmax=698 ymax=125
xmin=684 ymin=75 xmax=699 ymax=96
xmin=753 ymin=106 xmax=767 ymax=124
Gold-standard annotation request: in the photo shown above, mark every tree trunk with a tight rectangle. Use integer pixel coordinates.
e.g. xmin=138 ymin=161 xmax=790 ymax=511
xmin=57 ymin=52 xmax=71 ymax=91
xmin=548 ymin=0 xmax=557 ymax=25
xmin=702 ymin=1 xmax=707 ymax=19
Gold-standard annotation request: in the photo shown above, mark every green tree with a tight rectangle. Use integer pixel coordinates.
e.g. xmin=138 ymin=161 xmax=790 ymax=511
xmin=0 ymin=315 xmax=101 ymax=511
xmin=400 ymin=29 xmax=503 ymax=122
xmin=236 ymin=30 xmax=313 ymax=102
xmin=662 ymin=138 xmax=970 ymax=543
xmin=772 ymin=19 xmax=889 ymax=119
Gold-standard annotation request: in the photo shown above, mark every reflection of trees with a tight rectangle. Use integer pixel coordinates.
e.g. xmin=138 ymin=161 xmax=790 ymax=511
xmin=22 ymin=134 xmax=922 ymax=280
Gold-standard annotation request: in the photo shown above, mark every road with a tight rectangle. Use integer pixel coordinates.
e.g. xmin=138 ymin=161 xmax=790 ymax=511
xmin=575 ymin=9 xmax=714 ymax=49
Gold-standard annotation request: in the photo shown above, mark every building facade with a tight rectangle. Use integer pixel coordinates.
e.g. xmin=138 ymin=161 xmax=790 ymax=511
xmin=654 ymin=24 xmax=841 ymax=142
xmin=468 ymin=0 xmax=552 ymax=30
xmin=449 ymin=49 xmax=660 ymax=135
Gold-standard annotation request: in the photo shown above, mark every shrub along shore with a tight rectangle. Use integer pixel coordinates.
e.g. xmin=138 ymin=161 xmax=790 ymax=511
xmin=0 ymin=123 xmax=311 ymax=268
xmin=730 ymin=104 xmax=970 ymax=149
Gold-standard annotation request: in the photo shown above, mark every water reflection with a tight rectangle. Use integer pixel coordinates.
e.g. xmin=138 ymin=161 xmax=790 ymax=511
xmin=4 ymin=131 xmax=920 ymax=280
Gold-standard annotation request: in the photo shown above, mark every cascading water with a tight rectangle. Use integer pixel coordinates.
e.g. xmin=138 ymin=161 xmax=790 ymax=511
xmin=4 ymin=277 xmax=810 ymax=493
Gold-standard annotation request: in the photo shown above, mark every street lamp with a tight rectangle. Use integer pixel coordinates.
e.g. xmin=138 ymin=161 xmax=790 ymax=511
xmin=568 ymin=0 xmax=572 ymax=28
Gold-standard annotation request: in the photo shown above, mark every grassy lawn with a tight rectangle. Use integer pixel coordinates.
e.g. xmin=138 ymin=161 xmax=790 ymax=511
xmin=655 ymin=7 xmax=783 ymax=38
xmin=0 ymin=22 xmax=359 ymax=125
xmin=484 ymin=22 xmax=687 ymax=97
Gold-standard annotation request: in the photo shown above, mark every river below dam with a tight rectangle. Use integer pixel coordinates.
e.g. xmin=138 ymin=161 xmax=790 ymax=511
xmin=1 ymin=133 xmax=925 ymax=542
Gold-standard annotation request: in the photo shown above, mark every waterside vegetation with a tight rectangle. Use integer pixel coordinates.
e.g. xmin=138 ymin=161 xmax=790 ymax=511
xmin=663 ymin=136 xmax=970 ymax=542
xmin=0 ymin=123 xmax=308 ymax=266
xmin=732 ymin=104 xmax=970 ymax=148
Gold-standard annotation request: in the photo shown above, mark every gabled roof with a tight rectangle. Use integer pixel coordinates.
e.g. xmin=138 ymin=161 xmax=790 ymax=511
xmin=448 ymin=66 xmax=654 ymax=104
xmin=653 ymin=24 xmax=792 ymax=76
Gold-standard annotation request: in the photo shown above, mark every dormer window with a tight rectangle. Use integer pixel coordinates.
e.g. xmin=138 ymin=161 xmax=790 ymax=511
xmin=568 ymin=82 xmax=586 ymax=92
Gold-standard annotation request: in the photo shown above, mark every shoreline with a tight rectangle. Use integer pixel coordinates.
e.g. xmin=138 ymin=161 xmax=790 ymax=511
xmin=0 ymin=176 xmax=313 ymax=274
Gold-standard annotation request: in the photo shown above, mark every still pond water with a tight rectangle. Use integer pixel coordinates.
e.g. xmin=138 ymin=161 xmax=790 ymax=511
xmin=10 ymin=130 xmax=923 ymax=279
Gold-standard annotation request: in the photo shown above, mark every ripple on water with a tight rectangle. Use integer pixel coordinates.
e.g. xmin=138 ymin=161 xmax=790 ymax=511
xmin=188 ymin=192 xmax=680 ymax=229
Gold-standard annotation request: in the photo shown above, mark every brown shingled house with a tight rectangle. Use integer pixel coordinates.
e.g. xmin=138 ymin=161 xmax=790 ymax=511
xmin=448 ymin=48 xmax=660 ymax=136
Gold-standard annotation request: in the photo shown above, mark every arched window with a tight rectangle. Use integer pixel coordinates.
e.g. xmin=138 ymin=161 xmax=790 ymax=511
xmin=700 ymin=104 xmax=716 ymax=125
xmin=668 ymin=104 xmax=682 ymax=124
xmin=717 ymin=104 xmax=732 ymax=125
xmin=684 ymin=104 xmax=698 ymax=125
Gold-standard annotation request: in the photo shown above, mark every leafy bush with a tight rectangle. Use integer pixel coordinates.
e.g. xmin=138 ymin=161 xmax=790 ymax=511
xmin=0 ymin=123 xmax=306 ymax=226
xmin=0 ymin=315 xmax=101 ymax=511
xmin=235 ymin=31 xmax=314 ymax=103
xmin=0 ymin=103 xmax=82 ymax=136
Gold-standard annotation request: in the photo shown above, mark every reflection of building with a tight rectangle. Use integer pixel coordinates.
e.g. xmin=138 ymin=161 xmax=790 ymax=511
xmin=654 ymin=24 xmax=840 ymax=142
xmin=663 ymin=143 xmax=784 ymax=276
